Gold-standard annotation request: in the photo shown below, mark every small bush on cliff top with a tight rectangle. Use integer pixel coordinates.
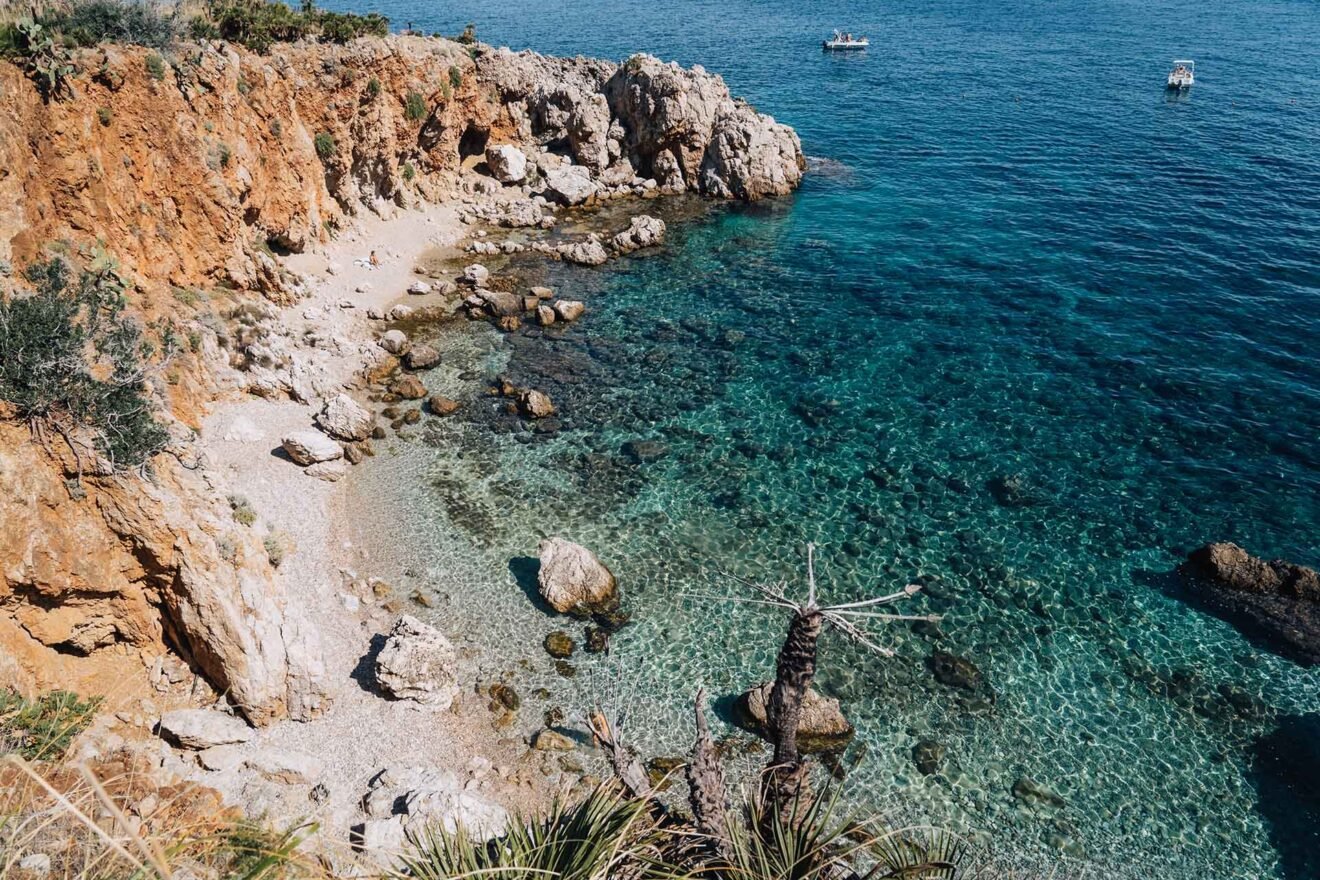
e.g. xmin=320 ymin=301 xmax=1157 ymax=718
xmin=0 ymin=688 xmax=101 ymax=761
xmin=41 ymin=0 xmax=180 ymax=49
xmin=0 ymin=255 xmax=169 ymax=470
xmin=201 ymin=0 xmax=388 ymax=54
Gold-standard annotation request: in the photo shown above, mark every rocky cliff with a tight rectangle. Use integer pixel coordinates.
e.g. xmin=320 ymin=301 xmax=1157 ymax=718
xmin=0 ymin=33 xmax=803 ymax=725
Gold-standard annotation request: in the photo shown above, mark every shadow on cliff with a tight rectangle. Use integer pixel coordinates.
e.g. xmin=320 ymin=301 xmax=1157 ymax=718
xmin=1248 ymin=714 xmax=1320 ymax=880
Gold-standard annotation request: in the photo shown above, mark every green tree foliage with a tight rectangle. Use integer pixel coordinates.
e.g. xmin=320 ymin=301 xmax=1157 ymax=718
xmin=0 ymin=255 xmax=169 ymax=470
xmin=201 ymin=0 xmax=387 ymax=54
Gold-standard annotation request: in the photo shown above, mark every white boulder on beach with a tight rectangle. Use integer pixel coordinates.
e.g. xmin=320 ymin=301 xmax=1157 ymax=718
xmin=374 ymin=615 xmax=461 ymax=709
xmin=281 ymin=430 xmax=343 ymax=465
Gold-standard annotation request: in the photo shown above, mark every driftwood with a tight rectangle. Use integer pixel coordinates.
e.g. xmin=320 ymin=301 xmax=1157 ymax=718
xmin=587 ymin=707 xmax=653 ymax=801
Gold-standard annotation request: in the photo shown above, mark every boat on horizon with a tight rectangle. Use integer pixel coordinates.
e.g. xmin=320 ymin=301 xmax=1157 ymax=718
xmin=823 ymin=30 xmax=869 ymax=51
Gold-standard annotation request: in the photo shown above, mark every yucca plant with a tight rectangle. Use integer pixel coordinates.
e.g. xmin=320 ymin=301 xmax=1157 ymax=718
xmin=395 ymin=784 xmax=666 ymax=880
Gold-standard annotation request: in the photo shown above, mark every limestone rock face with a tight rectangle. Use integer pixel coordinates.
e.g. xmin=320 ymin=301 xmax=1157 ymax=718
xmin=485 ymin=144 xmax=528 ymax=183
xmin=374 ymin=615 xmax=460 ymax=708
xmin=737 ymin=682 xmax=854 ymax=752
xmin=158 ymin=709 xmax=254 ymax=749
xmin=0 ymin=423 xmax=331 ymax=725
xmin=536 ymin=538 xmax=619 ymax=615
xmin=315 ymin=394 xmax=374 ymax=442
xmin=282 ymin=431 xmax=343 ymax=465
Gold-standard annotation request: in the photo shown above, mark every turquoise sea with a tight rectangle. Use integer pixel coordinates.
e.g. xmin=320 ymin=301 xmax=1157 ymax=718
xmin=328 ymin=0 xmax=1320 ymax=876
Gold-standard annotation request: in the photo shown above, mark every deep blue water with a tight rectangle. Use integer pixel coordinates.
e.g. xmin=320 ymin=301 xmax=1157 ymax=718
xmin=331 ymin=0 xmax=1320 ymax=876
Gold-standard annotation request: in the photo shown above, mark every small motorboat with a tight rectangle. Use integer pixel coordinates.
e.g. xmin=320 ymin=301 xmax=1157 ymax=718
xmin=823 ymin=30 xmax=869 ymax=51
xmin=1167 ymin=59 xmax=1195 ymax=90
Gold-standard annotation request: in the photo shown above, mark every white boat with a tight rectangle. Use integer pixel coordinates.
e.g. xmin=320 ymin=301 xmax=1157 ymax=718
xmin=1167 ymin=59 xmax=1195 ymax=90
xmin=823 ymin=30 xmax=868 ymax=51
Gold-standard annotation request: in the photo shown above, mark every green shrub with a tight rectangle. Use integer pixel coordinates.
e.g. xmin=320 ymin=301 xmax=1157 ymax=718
xmin=313 ymin=131 xmax=335 ymax=159
xmin=7 ymin=21 xmax=79 ymax=102
xmin=0 ymin=255 xmax=170 ymax=470
xmin=229 ymin=494 xmax=257 ymax=526
xmin=145 ymin=52 xmax=166 ymax=80
xmin=365 ymin=75 xmax=380 ymax=99
xmin=0 ymin=688 xmax=101 ymax=761
xmin=402 ymin=161 xmax=415 ymax=182
xmin=269 ymin=118 xmax=283 ymax=137
xmin=404 ymin=90 xmax=426 ymax=121
xmin=39 ymin=0 xmax=178 ymax=49
xmin=263 ymin=533 xmax=285 ymax=567
xmin=205 ymin=1 xmax=388 ymax=54
xmin=448 ymin=64 xmax=462 ymax=89
xmin=456 ymin=22 xmax=476 ymax=45
xmin=188 ymin=16 xmax=220 ymax=40
xmin=237 ymin=76 xmax=251 ymax=95
xmin=96 ymin=106 xmax=112 ymax=125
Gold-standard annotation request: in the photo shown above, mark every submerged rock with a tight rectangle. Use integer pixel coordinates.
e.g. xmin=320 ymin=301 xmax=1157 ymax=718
xmin=390 ymin=375 xmax=428 ymax=400
xmin=373 ymin=615 xmax=460 ymax=709
xmin=537 ymin=537 xmax=619 ymax=616
xmin=912 ymin=739 xmax=946 ymax=776
xmin=1012 ymin=776 xmax=1066 ymax=810
xmin=621 ymin=438 xmax=669 ymax=463
xmin=927 ymin=650 xmax=992 ymax=697
xmin=736 ymin=682 xmax=854 ymax=753
xmin=1180 ymin=542 xmax=1320 ymax=666
xmin=428 ymin=395 xmax=461 ymax=416
xmin=543 ymin=630 xmax=576 ymax=658
xmin=404 ymin=345 xmax=441 ymax=371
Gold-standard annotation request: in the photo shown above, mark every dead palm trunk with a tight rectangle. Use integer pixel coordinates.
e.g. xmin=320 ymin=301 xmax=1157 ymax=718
xmin=687 ymin=688 xmax=729 ymax=849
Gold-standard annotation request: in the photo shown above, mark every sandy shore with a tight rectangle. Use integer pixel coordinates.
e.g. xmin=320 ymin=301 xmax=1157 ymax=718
xmin=194 ymin=197 xmax=577 ymax=862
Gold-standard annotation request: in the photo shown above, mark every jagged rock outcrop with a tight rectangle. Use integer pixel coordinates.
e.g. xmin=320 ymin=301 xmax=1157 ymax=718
xmin=611 ymin=215 xmax=666 ymax=253
xmin=477 ymin=49 xmax=804 ymax=200
xmin=1180 ymin=542 xmax=1320 ymax=666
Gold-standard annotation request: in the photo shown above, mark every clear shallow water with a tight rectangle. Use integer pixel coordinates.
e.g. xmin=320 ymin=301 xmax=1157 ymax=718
xmin=331 ymin=0 xmax=1320 ymax=876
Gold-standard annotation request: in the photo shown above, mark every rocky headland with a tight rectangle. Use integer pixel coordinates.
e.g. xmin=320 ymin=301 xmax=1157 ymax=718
xmin=0 ymin=26 xmax=803 ymax=864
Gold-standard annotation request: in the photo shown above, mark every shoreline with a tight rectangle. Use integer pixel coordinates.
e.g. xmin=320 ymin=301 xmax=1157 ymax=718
xmin=188 ymin=181 xmax=682 ymax=861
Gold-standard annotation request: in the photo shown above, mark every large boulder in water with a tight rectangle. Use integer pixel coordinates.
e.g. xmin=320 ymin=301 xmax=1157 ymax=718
xmin=536 ymin=538 xmax=619 ymax=616
xmin=1180 ymin=542 xmax=1320 ymax=666
xmin=735 ymin=682 xmax=854 ymax=753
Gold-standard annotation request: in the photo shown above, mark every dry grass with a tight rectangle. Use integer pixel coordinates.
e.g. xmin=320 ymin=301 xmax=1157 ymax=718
xmin=0 ymin=752 xmax=316 ymax=880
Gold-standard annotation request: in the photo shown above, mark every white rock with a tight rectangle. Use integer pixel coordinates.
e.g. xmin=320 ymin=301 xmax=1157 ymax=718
xmin=316 ymin=394 xmax=375 ymax=441
xmin=222 ymin=416 xmax=263 ymax=443
xmin=553 ymin=300 xmax=586 ymax=322
xmin=485 ymin=144 xmax=529 ymax=183
xmin=305 ymin=459 xmax=349 ymax=482
xmin=281 ymin=431 xmax=343 ymax=466
xmin=245 ymin=748 xmax=324 ymax=784
xmin=157 ymin=709 xmax=253 ymax=750
xmin=389 ymin=305 xmax=415 ymax=321
xmin=462 ymin=264 xmax=490 ymax=287
xmin=610 ymin=215 xmax=666 ymax=253
xmin=196 ymin=744 xmax=246 ymax=772
xmin=543 ymin=165 xmax=598 ymax=206
xmin=18 ymin=854 xmax=51 ymax=875
xmin=536 ymin=538 xmax=619 ymax=615
xmin=380 ymin=329 xmax=410 ymax=355
xmin=407 ymin=281 xmax=432 ymax=295
xmin=557 ymin=238 xmax=609 ymax=266
xmin=374 ymin=616 xmax=460 ymax=708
